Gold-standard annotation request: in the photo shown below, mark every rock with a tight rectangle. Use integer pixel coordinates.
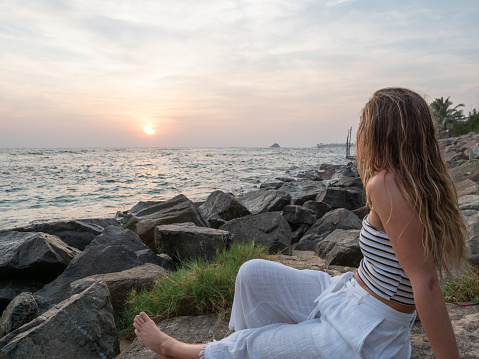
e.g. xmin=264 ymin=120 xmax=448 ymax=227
xmin=297 ymin=209 xmax=362 ymax=251
xmin=238 ymin=189 xmax=291 ymax=214
xmin=0 ymin=282 xmax=120 ymax=359
xmin=13 ymin=218 xmax=120 ymax=251
xmin=352 ymin=205 xmax=370 ymax=220
xmin=459 ymin=194 xmax=479 ymax=211
xmin=456 ymin=179 xmax=479 ymax=197
xmin=122 ymin=194 xmax=209 ymax=253
xmin=449 ymin=161 xmax=479 ymax=183
xmin=291 ymin=224 xmax=311 ymax=244
xmin=0 ymin=279 xmax=45 ymax=315
xmin=315 ymin=187 xmax=365 ymax=210
xmin=332 ymin=176 xmax=364 ymax=189
xmin=318 ymin=163 xmax=358 ymax=181
xmin=277 ymin=181 xmax=326 ymax=205
xmin=220 ymin=213 xmax=292 ymax=253
xmin=315 ymin=229 xmax=362 ymax=267
xmin=469 ymin=144 xmax=479 ymax=160
xmin=0 ymin=292 xmax=38 ymax=337
xmin=0 ymin=231 xmax=81 ymax=282
xmin=117 ymin=314 xmax=232 ymax=359
xmin=199 ymin=190 xmax=250 ymax=227
xmin=155 ymin=223 xmax=233 ymax=263
xmin=463 ymin=212 xmax=479 ymax=264
xmin=296 ymin=170 xmax=322 ymax=181
xmin=303 ymin=208 xmax=362 ymax=240
xmin=260 ymin=179 xmax=284 ymax=190
xmin=282 ymin=205 xmax=317 ymax=225
xmin=302 ymin=201 xmax=332 ymax=219
xmin=69 ymin=263 xmax=169 ymax=313
xmin=35 ymin=226 xmax=164 ymax=305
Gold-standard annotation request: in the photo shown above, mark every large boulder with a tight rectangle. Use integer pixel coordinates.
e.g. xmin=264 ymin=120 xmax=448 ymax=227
xmin=296 ymin=209 xmax=362 ymax=251
xmin=282 ymin=205 xmax=317 ymax=225
xmin=69 ymin=263 xmax=169 ymax=313
xmin=122 ymin=194 xmax=209 ymax=252
xmin=315 ymin=229 xmax=362 ymax=267
xmin=315 ymin=187 xmax=365 ymax=210
xmin=277 ymin=181 xmax=326 ymax=205
xmin=463 ymin=211 xmax=479 ymax=265
xmin=0 ymin=292 xmax=39 ymax=337
xmin=0 ymin=282 xmax=120 ymax=359
xmin=302 ymin=201 xmax=332 ymax=219
xmin=13 ymin=218 xmax=120 ymax=251
xmin=219 ymin=212 xmax=292 ymax=253
xmin=155 ymin=223 xmax=233 ymax=263
xmin=35 ymin=226 xmax=164 ymax=305
xmin=0 ymin=279 xmax=45 ymax=315
xmin=0 ymin=231 xmax=80 ymax=282
xmin=199 ymin=190 xmax=250 ymax=228
xmin=238 ymin=189 xmax=291 ymax=214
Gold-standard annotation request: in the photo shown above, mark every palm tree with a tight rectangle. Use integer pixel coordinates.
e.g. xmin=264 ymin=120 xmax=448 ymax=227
xmin=429 ymin=97 xmax=465 ymax=133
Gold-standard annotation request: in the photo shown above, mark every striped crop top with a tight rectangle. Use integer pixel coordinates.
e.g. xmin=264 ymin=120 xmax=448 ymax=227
xmin=357 ymin=214 xmax=415 ymax=306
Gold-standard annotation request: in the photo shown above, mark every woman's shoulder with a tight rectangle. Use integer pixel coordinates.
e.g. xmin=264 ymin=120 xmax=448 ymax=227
xmin=368 ymin=170 xmax=407 ymax=209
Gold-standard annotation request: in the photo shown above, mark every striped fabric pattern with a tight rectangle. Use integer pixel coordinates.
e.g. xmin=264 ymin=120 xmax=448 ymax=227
xmin=357 ymin=214 xmax=415 ymax=306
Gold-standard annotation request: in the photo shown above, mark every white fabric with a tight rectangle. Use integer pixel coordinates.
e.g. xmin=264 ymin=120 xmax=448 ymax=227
xmin=203 ymin=259 xmax=416 ymax=359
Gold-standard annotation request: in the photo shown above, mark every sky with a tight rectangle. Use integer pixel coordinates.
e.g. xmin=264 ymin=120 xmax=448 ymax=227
xmin=1 ymin=0 xmax=478 ymax=148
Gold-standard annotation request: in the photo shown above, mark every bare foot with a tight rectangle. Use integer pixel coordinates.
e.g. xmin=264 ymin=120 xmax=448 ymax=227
xmin=133 ymin=312 xmax=176 ymax=358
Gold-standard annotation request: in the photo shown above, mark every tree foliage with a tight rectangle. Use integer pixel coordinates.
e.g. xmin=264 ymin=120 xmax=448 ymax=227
xmin=429 ymin=96 xmax=465 ymax=135
xmin=452 ymin=109 xmax=479 ymax=136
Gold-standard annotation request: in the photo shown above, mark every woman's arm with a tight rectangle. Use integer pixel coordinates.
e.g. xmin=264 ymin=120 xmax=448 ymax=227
xmin=368 ymin=171 xmax=460 ymax=359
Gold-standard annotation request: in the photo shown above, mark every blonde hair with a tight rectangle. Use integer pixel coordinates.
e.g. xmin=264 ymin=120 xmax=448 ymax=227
xmin=356 ymin=87 xmax=468 ymax=278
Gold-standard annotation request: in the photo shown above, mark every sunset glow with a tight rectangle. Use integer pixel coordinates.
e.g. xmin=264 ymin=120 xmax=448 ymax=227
xmin=143 ymin=125 xmax=156 ymax=135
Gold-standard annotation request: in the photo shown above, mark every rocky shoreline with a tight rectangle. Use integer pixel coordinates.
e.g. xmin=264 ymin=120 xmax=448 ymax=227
xmin=1 ymin=133 xmax=479 ymax=358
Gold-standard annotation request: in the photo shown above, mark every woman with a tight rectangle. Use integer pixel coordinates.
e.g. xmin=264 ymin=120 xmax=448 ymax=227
xmin=133 ymin=87 xmax=468 ymax=358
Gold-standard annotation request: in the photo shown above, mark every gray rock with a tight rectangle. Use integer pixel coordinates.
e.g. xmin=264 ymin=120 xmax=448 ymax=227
xmin=220 ymin=212 xmax=292 ymax=253
xmin=469 ymin=144 xmax=479 ymax=160
xmin=0 ymin=231 xmax=81 ymax=282
xmin=199 ymin=190 xmax=250 ymax=227
xmin=315 ymin=229 xmax=362 ymax=267
xmin=13 ymin=218 xmax=120 ymax=251
xmin=296 ymin=170 xmax=322 ymax=181
xmin=459 ymin=194 xmax=479 ymax=211
xmin=332 ymin=176 xmax=364 ymax=189
xmin=277 ymin=181 xmax=326 ymax=205
xmin=464 ymin=212 xmax=479 ymax=264
xmin=35 ymin=226 xmax=163 ymax=305
xmin=282 ymin=205 xmax=317 ymax=225
xmin=302 ymin=201 xmax=332 ymax=219
xmin=303 ymin=208 xmax=362 ymax=240
xmin=0 ymin=292 xmax=39 ymax=337
xmin=69 ymin=263 xmax=169 ymax=313
xmin=155 ymin=223 xmax=233 ymax=263
xmin=456 ymin=179 xmax=479 ymax=197
xmin=315 ymin=187 xmax=365 ymax=210
xmin=0 ymin=279 xmax=45 ymax=315
xmin=260 ymin=179 xmax=284 ymax=190
xmin=238 ymin=189 xmax=291 ymax=214
xmin=0 ymin=282 xmax=120 ymax=359
xmin=122 ymin=194 xmax=209 ymax=253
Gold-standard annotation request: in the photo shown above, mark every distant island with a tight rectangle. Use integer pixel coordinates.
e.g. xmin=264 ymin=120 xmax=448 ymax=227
xmin=270 ymin=143 xmax=280 ymax=148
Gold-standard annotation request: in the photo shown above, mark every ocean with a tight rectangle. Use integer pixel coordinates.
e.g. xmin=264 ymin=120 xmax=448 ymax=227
xmin=0 ymin=147 xmax=351 ymax=230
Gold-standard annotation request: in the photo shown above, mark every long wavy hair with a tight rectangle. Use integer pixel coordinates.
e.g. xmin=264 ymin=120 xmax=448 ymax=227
xmin=356 ymin=87 xmax=468 ymax=278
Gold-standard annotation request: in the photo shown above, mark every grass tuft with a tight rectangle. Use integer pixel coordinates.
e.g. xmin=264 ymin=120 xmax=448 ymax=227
xmin=116 ymin=241 xmax=268 ymax=338
xmin=443 ymin=263 xmax=479 ymax=304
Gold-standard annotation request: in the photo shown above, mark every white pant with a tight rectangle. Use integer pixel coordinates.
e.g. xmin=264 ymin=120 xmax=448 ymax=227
xmin=203 ymin=259 xmax=416 ymax=359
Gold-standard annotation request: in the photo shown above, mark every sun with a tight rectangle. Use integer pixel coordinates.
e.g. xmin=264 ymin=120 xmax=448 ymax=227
xmin=143 ymin=125 xmax=156 ymax=135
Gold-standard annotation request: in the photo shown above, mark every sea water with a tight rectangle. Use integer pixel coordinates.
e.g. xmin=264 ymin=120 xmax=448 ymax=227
xmin=0 ymin=147 xmax=350 ymax=230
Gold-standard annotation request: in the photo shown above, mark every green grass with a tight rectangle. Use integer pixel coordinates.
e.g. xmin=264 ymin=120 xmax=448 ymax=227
xmin=443 ymin=263 xmax=479 ymax=304
xmin=116 ymin=241 xmax=269 ymax=338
